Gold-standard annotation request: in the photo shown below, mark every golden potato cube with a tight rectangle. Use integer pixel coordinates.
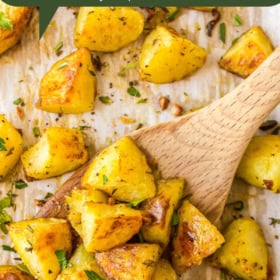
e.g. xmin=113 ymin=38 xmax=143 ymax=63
xmin=0 ymin=1 xmax=32 ymax=55
xmin=211 ymin=218 xmax=269 ymax=280
xmin=66 ymin=189 xmax=108 ymax=236
xmin=152 ymin=259 xmax=177 ymax=280
xmin=95 ymin=243 xmax=161 ymax=280
xmin=81 ymin=136 xmax=156 ymax=202
xmin=139 ymin=25 xmax=207 ymax=83
xmin=141 ymin=178 xmax=184 ymax=248
xmin=21 ymin=127 xmax=88 ymax=180
xmin=219 ymin=26 xmax=273 ymax=78
xmin=172 ymin=200 xmax=224 ymax=275
xmin=8 ymin=218 xmax=72 ymax=280
xmin=237 ymin=135 xmax=280 ymax=193
xmin=57 ymin=244 xmax=106 ymax=280
xmin=0 ymin=265 xmax=34 ymax=279
xmin=81 ymin=202 xmax=142 ymax=252
xmin=0 ymin=114 xmax=23 ymax=180
xmin=36 ymin=48 xmax=96 ymax=114
xmin=74 ymin=7 xmax=144 ymax=52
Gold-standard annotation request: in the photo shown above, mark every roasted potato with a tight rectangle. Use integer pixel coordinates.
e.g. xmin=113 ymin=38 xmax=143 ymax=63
xmin=0 ymin=1 xmax=32 ymax=55
xmin=152 ymin=259 xmax=177 ymax=280
xmin=171 ymin=200 xmax=224 ymax=275
xmin=66 ymin=189 xmax=108 ymax=236
xmin=0 ymin=114 xmax=23 ymax=180
xmin=81 ymin=136 xmax=156 ymax=202
xmin=81 ymin=202 xmax=142 ymax=252
xmin=141 ymin=178 xmax=184 ymax=248
xmin=21 ymin=127 xmax=88 ymax=180
xmin=36 ymin=48 xmax=96 ymax=114
xmin=219 ymin=26 xmax=273 ymax=78
xmin=57 ymin=244 xmax=107 ymax=280
xmin=95 ymin=243 xmax=161 ymax=280
xmin=237 ymin=135 xmax=280 ymax=192
xmin=8 ymin=218 xmax=72 ymax=280
xmin=74 ymin=7 xmax=144 ymax=52
xmin=139 ymin=25 xmax=207 ymax=84
xmin=0 ymin=265 xmax=34 ymax=280
xmin=211 ymin=217 xmax=269 ymax=280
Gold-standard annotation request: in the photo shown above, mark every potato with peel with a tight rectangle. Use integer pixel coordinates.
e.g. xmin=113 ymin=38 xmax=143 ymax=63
xmin=139 ymin=25 xmax=207 ymax=83
xmin=37 ymin=48 xmax=96 ymax=114
xmin=8 ymin=218 xmax=72 ymax=280
xmin=21 ymin=127 xmax=88 ymax=180
xmin=0 ymin=265 xmax=34 ymax=279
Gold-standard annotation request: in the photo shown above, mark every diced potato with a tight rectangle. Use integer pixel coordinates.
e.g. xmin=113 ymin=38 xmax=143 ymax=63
xmin=141 ymin=178 xmax=184 ymax=248
xmin=74 ymin=7 xmax=144 ymax=52
xmin=81 ymin=136 xmax=156 ymax=202
xmin=21 ymin=127 xmax=88 ymax=180
xmin=139 ymin=25 xmax=207 ymax=84
xmin=66 ymin=189 xmax=108 ymax=236
xmin=8 ymin=218 xmax=72 ymax=280
xmin=152 ymin=259 xmax=177 ymax=280
xmin=0 ymin=265 xmax=34 ymax=279
xmin=95 ymin=243 xmax=161 ymax=280
xmin=0 ymin=114 xmax=23 ymax=180
xmin=0 ymin=1 xmax=32 ymax=55
xmin=81 ymin=202 xmax=142 ymax=252
xmin=57 ymin=244 xmax=107 ymax=280
xmin=36 ymin=48 xmax=96 ymax=114
xmin=171 ymin=200 xmax=224 ymax=275
xmin=211 ymin=217 xmax=269 ymax=280
xmin=219 ymin=26 xmax=273 ymax=78
xmin=237 ymin=135 xmax=280 ymax=193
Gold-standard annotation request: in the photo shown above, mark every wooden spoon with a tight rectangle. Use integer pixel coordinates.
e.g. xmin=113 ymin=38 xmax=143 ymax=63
xmin=37 ymin=47 xmax=280 ymax=224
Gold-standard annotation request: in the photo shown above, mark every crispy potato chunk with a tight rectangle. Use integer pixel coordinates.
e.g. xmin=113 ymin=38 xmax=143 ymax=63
xmin=139 ymin=25 xmax=207 ymax=83
xmin=0 ymin=265 xmax=34 ymax=280
xmin=172 ymin=200 xmax=224 ymax=275
xmin=66 ymin=189 xmax=108 ymax=236
xmin=237 ymin=135 xmax=280 ymax=192
xmin=0 ymin=114 xmax=22 ymax=180
xmin=141 ymin=178 xmax=184 ymax=248
xmin=74 ymin=7 xmax=144 ymax=52
xmin=211 ymin=217 xmax=269 ymax=280
xmin=37 ymin=48 xmax=96 ymax=114
xmin=57 ymin=244 xmax=106 ymax=280
xmin=81 ymin=136 xmax=156 ymax=202
xmin=8 ymin=218 xmax=72 ymax=280
xmin=0 ymin=1 xmax=32 ymax=55
xmin=219 ymin=26 xmax=273 ymax=78
xmin=21 ymin=127 xmax=88 ymax=180
xmin=152 ymin=259 xmax=177 ymax=280
xmin=81 ymin=202 xmax=142 ymax=252
xmin=95 ymin=243 xmax=161 ymax=280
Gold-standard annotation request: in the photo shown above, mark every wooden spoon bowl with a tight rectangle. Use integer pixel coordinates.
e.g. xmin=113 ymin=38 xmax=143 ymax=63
xmin=37 ymin=47 xmax=280 ymax=224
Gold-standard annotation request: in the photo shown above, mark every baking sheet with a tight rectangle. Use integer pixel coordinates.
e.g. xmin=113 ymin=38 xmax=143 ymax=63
xmin=0 ymin=5 xmax=280 ymax=279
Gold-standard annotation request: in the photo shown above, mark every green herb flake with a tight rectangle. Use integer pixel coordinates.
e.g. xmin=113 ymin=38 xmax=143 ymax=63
xmin=171 ymin=211 xmax=179 ymax=226
xmin=54 ymin=41 xmax=63 ymax=53
xmin=99 ymin=96 xmax=113 ymax=105
xmin=16 ymin=263 xmax=31 ymax=275
xmin=13 ymin=97 xmax=24 ymax=106
xmin=220 ymin=270 xmax=227 ymax=280
xmin=88 ymin=68 xmax=96 ymax=76
xmin=0 ymin=11 xmax=13 ymax=31
xmin=102 ymin=174 xmax=108 ymax=185
xmin=2 ymin=244 xmax=16 ymax=252
xmin=14 ymin=179 xmax=28 ymax=190
xmin=219 ymin=23 xmax=226 ymax=43
xmin=0 ymin=192 xmax=14 ymax=234
xmin=0 ymin=137 xmax=7 ymax=151
xmin=32 ymin=127 xmax=41 ymax=138
xmin=232 ymin=37 xmax=239 ymax=45
xmin=55 ymin=250 xmax=71 ymax=269
xmin=137 ymin=98 xmax=148 ymax=104
xmin=79 ymin=125 xmax=91 ymax=130
xmin=118 ymin=62 xmax=138 ymax=77
xmin=138 ymin=231 xmax=144 ymax=243
xmin=167 ymin=8 xmax=180 ymax=21
xmin=84 ymin=270 xmax=105 ymax=280
xmin=127 ymin=86 xmax=141 ymax=98
xmin=226 ymin=200 xmax=244 ymax=211
xmin=269 ymin=217 xmax=280 ymax=227
xmin=128 ymin=199 xmax=145 ymax=208
xmin=233 ymin=14 xmax=242 ymax=26
xmin=57 ymin=62 xmax=68 ymax=70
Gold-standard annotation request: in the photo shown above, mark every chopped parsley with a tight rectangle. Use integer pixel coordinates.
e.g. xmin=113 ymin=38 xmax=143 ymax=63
xmin=54 ymin=41 xmax=63 ymax=54
xmin=102 ymin=174 xmax=108 ymax=185
xmin=269 ymin=217 xmax=280 ymax=227
xmin=137 ymin=98 xmax=148 ymax=104
xmin=55 ymin=250 xmax=71 ymax=269
xmin=138 ymin=231 xmax=144 ymax=243
xmin=32 ymin=126 xmax=41 ymax=137
xmin=0 ymin=137 xmax=7 ymax=151
xmin=13 ymin=179 xmax=28 ymax=190
xmin=171 ymin=211 xmax=179 ymax=226
xmin=0 ymin=11 xmax=13 ymax=30
xmin=0 ymin=191 xmax=16 ymax=234
xmin=16 ymin=263 xmax=31 ymax=275
xmin=84 ymin=270 xmax=105 ymax=280
xmin=219 ymin=23 xmax=226 ymax=43
xmin=127 ymin=86 xmax=141 ymax=97
xmin=57 ymin=62 xmax=68 ymax=70
xmin=233 ymin=14 xmax=242 ymax=26
xmin=118 ymin=62 xmax=138 ymax=77
xmin=128 ymin=199 xmax=145 ymax=208
xmin=13 ymin=97 xmax=24 ymax=106
xmin=99 ymin=96 xmax=113 ymax=105
xmin=2 ymin=244 xmax=16 ymax=252
xmin=226 ymin=200 xmax=244 ymax=211
xmin=167 ymin=8 xmax=180 ymax=21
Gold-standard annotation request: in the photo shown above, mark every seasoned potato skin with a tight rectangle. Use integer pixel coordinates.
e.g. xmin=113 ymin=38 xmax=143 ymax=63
xmin=37 ymin=48 xmax=96 ymax=114
xmin=0 ymin=265 xmax=34 ymax=280
xmin=74 ymin=7 xmax=144 ymax=52
xmin=82 ymin=136 xmax=156 ymax=202
xmin=237 ymin=135 xmax=280 ymax=192
xmin=8 ymin=218 xmax=72 ymax=280
xmin=0 ymin=114 xmax=23 ymax=180
xmin=95 ymin=243 xmax=161 ymax=280
xmin=172 ymin=200 xmax=224 ymax=275
xmin=219 ymin=26 xmax=273 ymax=78
xmin=81 ymin=202 xmax=142 ymax=252
xmin=152 ymin=259 xmax=177 ymax=280
xmin=211 ymin=217 xmax=269 ymax=280
xmin=0 ymin=1 xmax=32 ymax=55
xmin=139 ymin=25 xmax=207 ymax=83
xmin=21 ymin=127 xmax=88 ymax=179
